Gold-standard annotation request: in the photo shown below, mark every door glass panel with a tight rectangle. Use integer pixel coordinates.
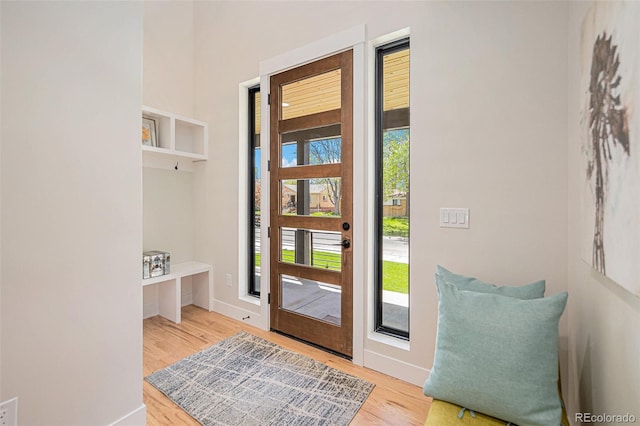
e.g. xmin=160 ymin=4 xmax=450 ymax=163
xmin=280 ymin=227 xmax=341 ymax=271
xmin=280 ymin=178 xmax=341 ymax=217
xmin=280 ymin=274 xmax=341 ymax=325
xmin=281 ymin=69 xmax=341 ymax=120
xmin=281 ymin=125 xmax=342 ymax=168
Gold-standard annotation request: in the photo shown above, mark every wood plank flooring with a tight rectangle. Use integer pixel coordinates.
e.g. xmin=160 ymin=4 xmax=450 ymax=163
xmin=143 ymin=305 xmax=431 ymax=425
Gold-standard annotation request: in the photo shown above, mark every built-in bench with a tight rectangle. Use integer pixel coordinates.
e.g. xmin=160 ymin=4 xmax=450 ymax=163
xmin=142 ymin=261 xmax=213 ymax=323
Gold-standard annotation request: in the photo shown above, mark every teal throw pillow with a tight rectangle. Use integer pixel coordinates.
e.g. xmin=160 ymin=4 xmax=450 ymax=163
xmin=436 ymin=264 xmax=545 ymax=299
xmin=424 ymin=276 xmax=568 ymax=426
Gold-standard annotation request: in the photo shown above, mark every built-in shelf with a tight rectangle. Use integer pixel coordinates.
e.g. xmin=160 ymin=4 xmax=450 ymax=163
xmin=142 ymin=261 xmax=213 ymax=323
xmin=141 ymin=145 xmax=207 ymax=160
xmin=142 ymin=105 xmax=208 ymax=171
xmin=141 ymin=107 xmax=211 ymax=321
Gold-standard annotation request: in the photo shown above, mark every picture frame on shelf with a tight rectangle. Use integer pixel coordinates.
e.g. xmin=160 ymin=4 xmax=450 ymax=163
xmin=142 ymin=117 xmax=157 ymax=147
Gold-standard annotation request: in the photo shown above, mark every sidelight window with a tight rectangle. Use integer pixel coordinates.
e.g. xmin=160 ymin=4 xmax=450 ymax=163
xmin=375 ymin=39 xmax=410 ymax=339
xmin=248 ymin=86 xmax=261 ymax=296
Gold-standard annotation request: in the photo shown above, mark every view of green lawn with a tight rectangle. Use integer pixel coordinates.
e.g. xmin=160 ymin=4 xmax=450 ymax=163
xmin=382 ymin=217 xmax=409 ymax=238
xmin=255 ymin=251 xmax=408 ymax=294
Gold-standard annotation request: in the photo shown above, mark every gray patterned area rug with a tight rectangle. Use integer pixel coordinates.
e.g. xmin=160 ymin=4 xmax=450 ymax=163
xmin=145 ymin=331 xmax=375 ymax=425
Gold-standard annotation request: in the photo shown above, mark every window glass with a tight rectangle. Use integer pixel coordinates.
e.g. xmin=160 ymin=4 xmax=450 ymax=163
xmin=376 ymin=40 xmax=410 ymax=338
xmin=249 ymin=87 xmax=261 ymax=296
xmin=281 ymin=125 xmax=341 ymax=168
xmin=279 ymin=178 xmax=341 ymax=217
xmin=281 ymin=69 xmax=341 ymax=120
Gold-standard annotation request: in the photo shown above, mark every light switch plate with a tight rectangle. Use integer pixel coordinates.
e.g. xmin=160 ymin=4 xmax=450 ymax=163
xmin=440 ymin=208 xmax=469 ymax=228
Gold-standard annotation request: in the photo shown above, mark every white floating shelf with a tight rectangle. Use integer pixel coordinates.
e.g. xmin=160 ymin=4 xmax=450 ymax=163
xmin=142 ymin=106 xmax=208 ymax=171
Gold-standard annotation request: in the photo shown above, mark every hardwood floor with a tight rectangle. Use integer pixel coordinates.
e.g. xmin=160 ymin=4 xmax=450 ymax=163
xmin=143 ymin=305 xmax=431 ymax=425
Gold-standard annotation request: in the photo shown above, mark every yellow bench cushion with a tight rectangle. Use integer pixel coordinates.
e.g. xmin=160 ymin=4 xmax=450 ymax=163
xmin=425 ymin=399 xmax=570 ymax=426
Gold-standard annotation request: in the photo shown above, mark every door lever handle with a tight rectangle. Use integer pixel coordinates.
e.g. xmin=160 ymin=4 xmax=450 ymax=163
xmin=329 ymin=239 xmax=351 ymax=248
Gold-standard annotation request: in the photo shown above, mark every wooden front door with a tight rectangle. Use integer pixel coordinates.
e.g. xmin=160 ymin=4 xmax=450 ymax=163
xmin=270 ymin=50 xmax=353 ymax=357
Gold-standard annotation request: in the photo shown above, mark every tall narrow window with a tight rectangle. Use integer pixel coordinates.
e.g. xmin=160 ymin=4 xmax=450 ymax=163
xmin=375 ymin=39 xmax=410 ymax=339
xmin=249 ymin=87 xmax=261 ymax=296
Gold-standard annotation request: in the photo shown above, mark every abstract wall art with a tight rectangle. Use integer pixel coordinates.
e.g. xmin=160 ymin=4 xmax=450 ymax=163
xmin=580 ymin=2 xmax=639 ymax=295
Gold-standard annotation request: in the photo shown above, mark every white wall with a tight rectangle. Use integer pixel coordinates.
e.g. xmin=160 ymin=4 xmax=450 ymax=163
xmin=567 ymin=1 xmax=640 ymax=421
xmin=143 ymin=168 xmax=194 ymax=263
xmin=1 ymin=2 xmax=144 ymax=425
xmin=192 ymin=1 xmax=569 ymax=384
xmin=143 ymin=0 xmax=195 ymax=117
xmin=142 ymin=167 xmax=196 ymax=317
xmin=0 ymin=0 xmax=3 ymax=391
xmin=142 ymin=1 xmax=198 ymax=261
xmin=142 ymin=1 xmax=200 ymax=316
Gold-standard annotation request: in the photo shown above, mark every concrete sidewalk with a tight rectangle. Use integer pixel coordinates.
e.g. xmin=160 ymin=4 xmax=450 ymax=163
xmin=275 ymin=274 xmax=409 ymax=331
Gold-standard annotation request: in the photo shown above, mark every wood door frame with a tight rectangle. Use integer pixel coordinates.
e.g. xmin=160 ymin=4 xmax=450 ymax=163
xmin=269 ymin=50 xmax=354 ymax=357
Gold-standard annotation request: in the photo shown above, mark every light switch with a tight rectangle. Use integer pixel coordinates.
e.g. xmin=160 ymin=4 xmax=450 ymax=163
xmin=457 ymin=211 xmax=466 ymax=224
xmin=440 ymin=208 xmax=470 ymax=229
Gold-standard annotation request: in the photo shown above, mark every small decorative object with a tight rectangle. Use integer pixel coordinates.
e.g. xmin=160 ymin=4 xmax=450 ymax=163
xmin=143 ymin=253 xmax=152 ymax=279
xmin=149 ymin=251 xmax=164 ymax=278
xmin=143 ymin=250 xmax=171 ymax=279
xmin=142 ymin=117 xmax=157 ymax=147
xmin=156 ymin=250 xmax=171 ymax=274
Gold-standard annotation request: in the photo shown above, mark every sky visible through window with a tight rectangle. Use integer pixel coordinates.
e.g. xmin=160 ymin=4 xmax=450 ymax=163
xmin=254 ymin=130 xmax=408 ymax=178
xmin=252 ymin=145 xmax=295 ymax=177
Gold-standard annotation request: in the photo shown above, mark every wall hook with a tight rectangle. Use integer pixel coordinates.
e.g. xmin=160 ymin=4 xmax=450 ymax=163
xmin=174 ymin=162 xmax=179 ymax=170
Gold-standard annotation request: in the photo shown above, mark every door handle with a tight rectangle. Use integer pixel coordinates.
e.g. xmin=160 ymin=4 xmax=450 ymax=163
xmin=329 ymin=239 xmax=351 ymax=248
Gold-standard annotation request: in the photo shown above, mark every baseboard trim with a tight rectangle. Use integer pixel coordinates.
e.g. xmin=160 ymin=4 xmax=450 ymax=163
xmin=363 ymin=349 xmax=429 ymax=387
xmin=213 ymin=299 xmax=267 ymax=330
xmin=109 ymin=404 xmax=146 ymax=426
